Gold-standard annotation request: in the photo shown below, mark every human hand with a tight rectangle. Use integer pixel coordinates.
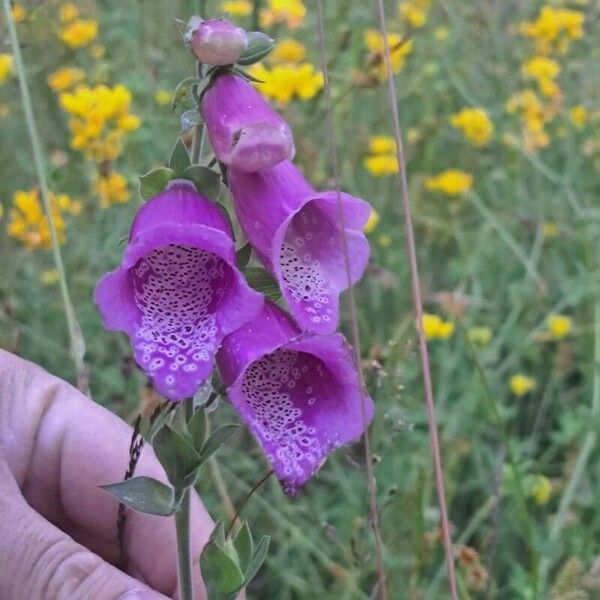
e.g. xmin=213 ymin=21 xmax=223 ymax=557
xmin=0 ymin=349 xmax=214 ymax=600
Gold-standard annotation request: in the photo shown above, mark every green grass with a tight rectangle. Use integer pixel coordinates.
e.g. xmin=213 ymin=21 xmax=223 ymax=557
xmin=1 ymin=0 xmax=599 ymax=598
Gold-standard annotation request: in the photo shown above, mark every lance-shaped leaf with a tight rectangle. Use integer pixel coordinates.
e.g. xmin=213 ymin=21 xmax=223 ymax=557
xmin=244 ymin=535 xmax=270 ymax=585
xmin=100 ymin=476 xmax=177 ymax=516
xmin=234 ymin=521 xmax=253 ymax=573
xmin=139 ymin=167 xmax=175 ymax=200
xmin=237 ymin=32 xmax=275 ymax=66
xmin=187 ymin=407 xmax=207 ymax=452
xmin=198 ymin=424 xmax=239 ymax=464
xmin=200 ymin=539 xmax=245 ymax=600
xmin=153 ymin=425 xmax=201 ymax=489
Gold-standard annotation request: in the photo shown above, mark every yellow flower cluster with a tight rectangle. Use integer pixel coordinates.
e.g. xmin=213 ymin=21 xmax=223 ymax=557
xmin=425 ymin=169 xmax=473 ymax=196
xmin=422 ymin=313 xmax=455 ymax=341
xmin=546 ymin=314 xmax=572 ymax=339
xmin=521 ymin=56 xmax=560 ymax=97
xmin=11 ymin=4 xmax=26 ymax=23
xmin=6 ymin=188 xmax=80 ymax=250
xmin=450 ymin=108 xmax=493 ymax=146
xmin=569 ymin=105 xmax=587 ymax=128
xmin=59 ymin=84 xmax=140 ymax=162
xmin=364 ymin=135 xmax=399 ymax=177
xmin=248 ymin=41 xmax=323 ymax=105
xmin=364 ymin=30 xmax=412 ymax=82
xmin=59 ymin=20 xmax=98 ymax=49
xmin=506 ymin=90 xmax=554 ymax=151
xmin=519 ymin=6 xmax=584 ymax=56
xmin=509 ymin=373 xmax=537 ymax=397
xmin=0 ymin=54 xmax=13 ymax=85
xmin=220 ymin=1 xmax=252 ymax=17
xmin=399 ymin=0 xmax=430 ymax=29
xmin=95 ymin=172 xmax=130 ymax=208
xmin=259 ymin=0 xmax=306 ymax=29
xmin=47 ymin=67 xmax=85 ymax=93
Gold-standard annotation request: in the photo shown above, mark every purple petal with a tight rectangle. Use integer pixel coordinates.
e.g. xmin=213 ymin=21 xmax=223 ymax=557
xmin=94 ymin=180 xmax=263 ymax=402
xmin=201 ymin=75 xmax=295 ymax=172
xmin=217 ymin=301 xmax=374 ymax=494
xmin=187 ymin=17 xmax=247 ymax=66
xmin=228 ymin=162 xmax=370 ymax=334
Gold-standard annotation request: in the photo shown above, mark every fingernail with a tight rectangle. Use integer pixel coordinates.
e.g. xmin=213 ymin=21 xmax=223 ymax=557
xmin=118 ymin=589 xmax=166 ymax=600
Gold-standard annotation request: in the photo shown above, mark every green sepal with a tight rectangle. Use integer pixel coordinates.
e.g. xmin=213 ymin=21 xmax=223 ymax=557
xmin=139 ymin=167 xmax=175 ymax=200
xmin=244 ymin=535 xmax=270 ymax=585
xmin=237 ymin=31 xmax=275 ymax=66
xmin=234 ymin=521 xmax=253 ymax=572
xmin=153 ymin=425 xmax=201 ymax=489
xmin=100 ymin=476 xmax=178 ymax=516
xmin=172 ymin=76 xmax=199 ymax=111
xmin=169 ymin=138 xmax=191 ymax=176
xmin=235 ymin=243 xmax=252 ymax=269
xmin=198 ymin=424 xmax=239 ymax=464
xmin=187 ymin=408 xmax=207 ymax=452
xmin=244 ymin=267 xmax=281 ymax=301
xmin=232 ymin=65 xmax=265 ymax=84
xmin=182 ymin=165 xmax=221 ymax=201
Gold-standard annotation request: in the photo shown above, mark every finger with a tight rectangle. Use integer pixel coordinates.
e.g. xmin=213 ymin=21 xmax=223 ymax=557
xmin=0 ymin=455 xmax=168 ymax=600
xmin=0 ymin=350 xmax=212 ymax=597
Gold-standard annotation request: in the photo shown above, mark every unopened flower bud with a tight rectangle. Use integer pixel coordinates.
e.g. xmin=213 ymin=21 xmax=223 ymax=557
xmin=186 ymin=17 xmax=247 ymax=66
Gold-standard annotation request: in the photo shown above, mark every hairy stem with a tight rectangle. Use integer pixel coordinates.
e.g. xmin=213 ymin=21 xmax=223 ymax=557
xmin=175 ymin=488 xmax=193 ymax=600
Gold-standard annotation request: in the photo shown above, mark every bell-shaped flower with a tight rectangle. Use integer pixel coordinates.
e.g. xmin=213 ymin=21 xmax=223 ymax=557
xmin=228 ymin=161 xmax=370 ymax=334
xmin=201 ymin=74 xmax=294 ymax=172
xmin=217 ymin=301 xmax=374 ymax=494
xmin=94 ymin=180 xmax=263 ymax=402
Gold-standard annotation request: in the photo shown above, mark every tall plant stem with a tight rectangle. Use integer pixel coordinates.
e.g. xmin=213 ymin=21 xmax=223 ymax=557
xmin=372 ymin=0 xmax=458 ymax=597
xmin=175 ymin=488 xmax=193 ymax=600
xmin=314 ymin=3 xmax=388 ymax=598
xmin=2 ymin=0 xmax=85 ymax=377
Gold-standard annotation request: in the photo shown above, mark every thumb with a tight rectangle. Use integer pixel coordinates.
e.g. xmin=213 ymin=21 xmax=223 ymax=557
xmin=0 ymin=456 xmax=169 ymax=600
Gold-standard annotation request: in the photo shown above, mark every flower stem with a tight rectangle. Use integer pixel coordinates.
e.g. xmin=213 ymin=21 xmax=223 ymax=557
xmin=2 ymin=0 xmax=85 ymax=379
xmin=175 ymin=488 xmax=193 ymax=600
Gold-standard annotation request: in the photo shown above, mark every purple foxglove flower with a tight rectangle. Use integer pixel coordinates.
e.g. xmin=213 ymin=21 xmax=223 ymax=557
xmin=228 ymin=161 xmax=370 ymax=335
xmin=201 ymin=74 xmax=294 ymax=172
xmin=217 ymin=301 xmax=374 ymax=494
xmin=186 ymin=17 xmax=247 ymax=66
xmin=94 ymin=180 xmax=263 ymax=402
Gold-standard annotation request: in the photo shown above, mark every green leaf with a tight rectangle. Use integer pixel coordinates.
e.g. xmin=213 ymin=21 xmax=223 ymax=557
xmin=199 ymin=424 xmax=239 ymax=464
xmin=169 ymin=138 xmax=191 ymax=175
xmin=183 ymin=165 xmax=221 ymax=201
xmin=153 ymin=425 xmax=201 ymax=489
xmin=237 ymin=32 xmax=275 ymax=66
xmin=200 ymin=540 xmax=245 ymax=600
xmin=244 ymin=535 xmax=270 ymax=584
xmin=180 ymin=109 xmax=201 ymax=134
xmin=139 ymin=168 xmax=175 ymax=200
xmin=172 ymin=76 xmax=198 ymax=111
xmin=234 ymin=522 xmax=253 ymax=572
xmin=100 ymin=477 xmax=177 ymax=516
xmin=235 ymin=243 xmax=252 ymax=269
xmin=244 ymin=267 xmax=281 ymax=301
xmin=187 ymin=408 xmax=207 ymax=452
xmin=232 ymin=65 xmax=266 ymax=84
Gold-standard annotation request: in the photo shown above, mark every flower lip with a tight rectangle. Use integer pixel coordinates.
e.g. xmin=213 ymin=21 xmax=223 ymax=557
xmin=94 ymin=182 xmax=263 ymax=402
xmin=217 ymin=301 xmax=374 ymax=494
xmin=201 ymin=74 xmax=295 ymax=172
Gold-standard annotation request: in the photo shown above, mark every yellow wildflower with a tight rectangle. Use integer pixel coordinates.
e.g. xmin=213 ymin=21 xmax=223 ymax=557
xmin=506 ymin=90 xmax=552 ymax=151
xmin=95 ymin=172 xmax=130 ymax=208
xmin=248 ymin=62 xmax=323 ymax=105
xmin=59 ymin=19 xmax=98 ymax=48
xmin=221 ymin=0 xmax=252 ymax=17
xmin=425 ymin=170 xmax=473 ymax=196
xmin=509 ymin=374 xmax=536 ymax=397
xmin=0 ymin=54 xmax=13 ymax=85
xmin=368 ymin=135 xmax=396 ymax=155
xmin=47 ymin=67 xmax=85 ymax=93
xmin=399 ymin=0 xmax=430 ymax=28
xmin=546 ymin=315 xmax=572 ymax=339
xmin=522 ymin=56 xmax=560 ymax=97
xmin=364 ymin=155 xmax=399 ymax=177
xmin=519 ymin=6 xmax=584 ymax=55
xmin=40 ymin=269 xmax=60 ymax=285
xmin=154 ymin=89 xmax=172 ymax=106
xmin=11 ymin=4 xmax=26 ymax=23
xmin=364 ymin=208 xmax=380 ymax=234
xmin=271 ymin=39 xmax=306 ymax=64
xmin=364 ymin=30 xmax=412 ymax=81
xmin=569 ymin=105 xmax=587 ymax=128
xmin=530 ymin=475 xmax=552 ymax=505
xmin=59 ymin=3 xmax=78 ymax=22
xmin=422 ymin=313 xmax=455 ymax=341
xmin=467 ymin=326 xmax=493 ymax=346
xmin=259 ymin=0 xmax=306 ymax=29
xmin=449 ymin=108 xmax=493 ymax=146
xmin=6 ymin=188 xmax=75 ymax=250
